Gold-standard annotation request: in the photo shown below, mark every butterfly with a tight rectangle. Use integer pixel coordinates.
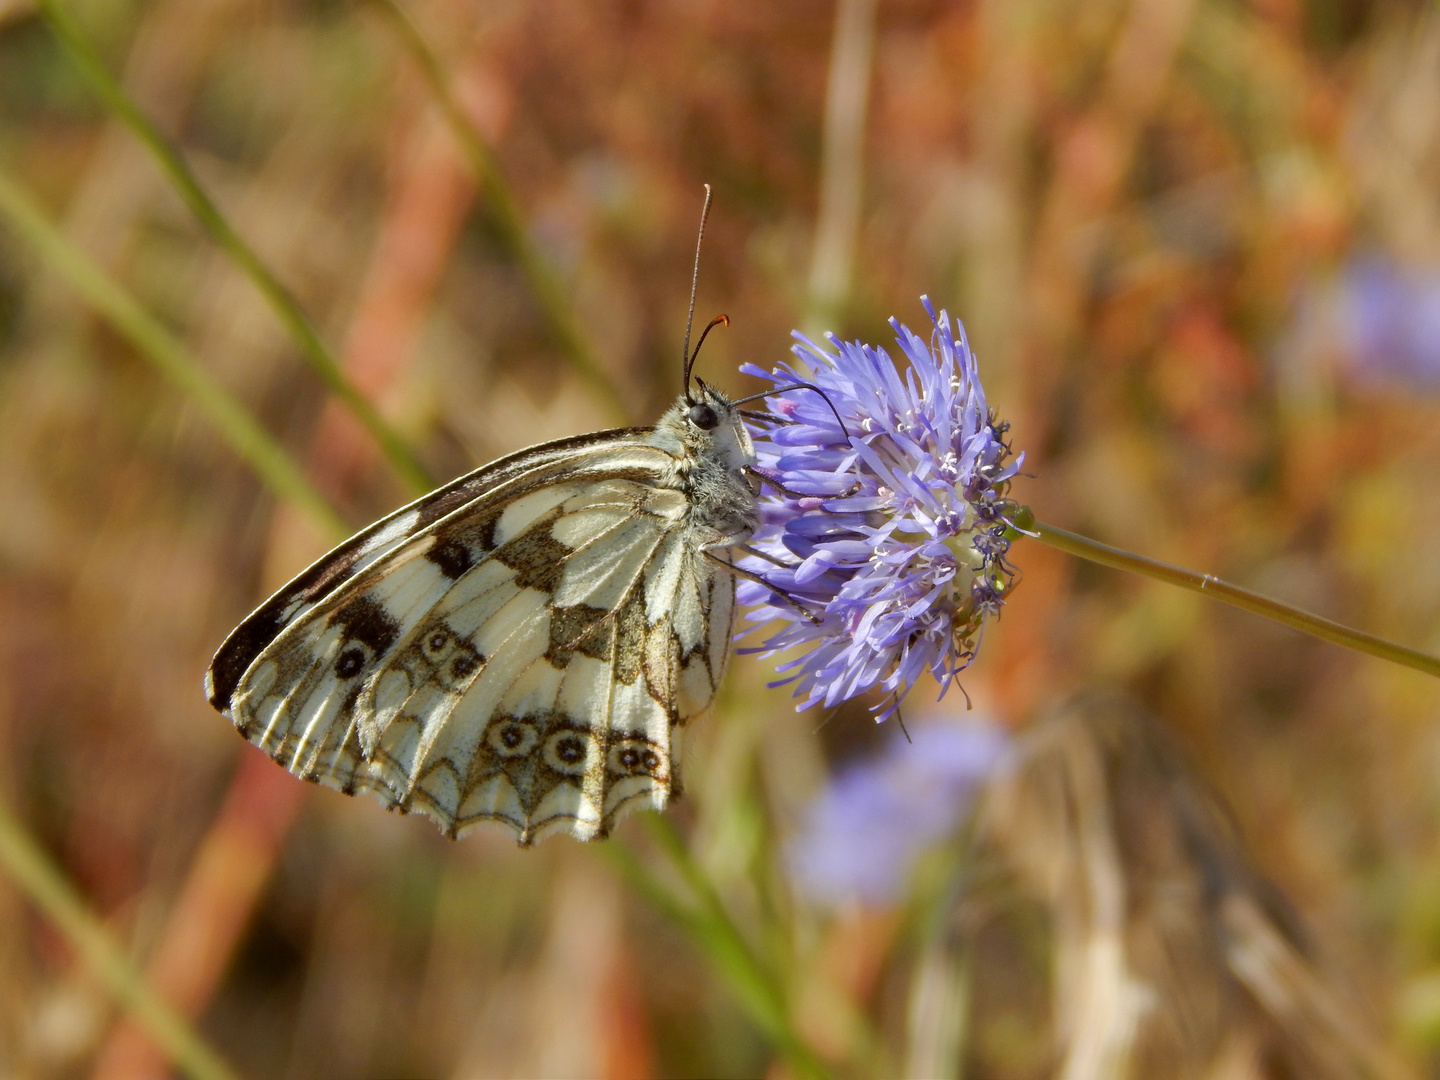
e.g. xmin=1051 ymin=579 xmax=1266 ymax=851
xmin=204 ymin=368 xmax=774 ymax=848
xmin=203 ymin=192 xmax=831 ymax=845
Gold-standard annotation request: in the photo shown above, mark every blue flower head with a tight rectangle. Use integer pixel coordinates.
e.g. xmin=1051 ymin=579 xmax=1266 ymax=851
xmin=739 ymin=298 xmax=1022 ymax=720
xmin=1342 ymin=255 xmax=1440 ymax=389
xmin=787 ymin=719 xmax=1011 ymax=906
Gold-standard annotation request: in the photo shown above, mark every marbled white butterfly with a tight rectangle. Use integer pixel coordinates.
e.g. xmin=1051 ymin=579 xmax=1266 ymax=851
xmin=205 ymin=191 xmax=812 ymax=845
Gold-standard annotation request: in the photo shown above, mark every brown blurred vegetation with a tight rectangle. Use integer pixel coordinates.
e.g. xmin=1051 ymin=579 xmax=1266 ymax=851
xmin=2 ymin=0 xmax=1440 ymax=1076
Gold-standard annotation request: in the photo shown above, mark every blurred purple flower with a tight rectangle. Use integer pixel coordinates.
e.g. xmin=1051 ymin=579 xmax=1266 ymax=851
xmin=788 ymin=721 xmax=1011 ymax=906
xmin=1342 ymin=255 xmax=1440 ymax=388
xmin=737 ymin=298 xmax=1022 ymax=721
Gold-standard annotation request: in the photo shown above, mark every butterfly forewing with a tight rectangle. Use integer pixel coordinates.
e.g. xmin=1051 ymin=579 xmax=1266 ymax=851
xmin=205 ymin=427 xmax=652 ymax=711
xmin=208 ymin=412 xmax=747 ymax=845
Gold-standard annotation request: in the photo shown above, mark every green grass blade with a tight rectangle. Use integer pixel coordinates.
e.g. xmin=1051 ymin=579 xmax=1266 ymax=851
xmin=604 ymin=821 xmax=834 ymax=1080
xmin=0 ymin=166 xmax=349 ymax=540
xmin=0 ymin=797 xmax=243 ymax=1080
xmin=37 ymin=0 xmax=434 ymax=495
xmin=371 ymin=0 xmax=631 ymax=426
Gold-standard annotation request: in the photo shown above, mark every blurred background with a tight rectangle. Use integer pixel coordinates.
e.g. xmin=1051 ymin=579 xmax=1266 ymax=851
xmin=2 ymin=0 xmax=1440 ymax=1076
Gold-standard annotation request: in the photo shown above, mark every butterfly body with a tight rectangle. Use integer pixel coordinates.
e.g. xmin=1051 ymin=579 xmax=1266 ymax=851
xmin=206 ymin=384 xmax=758 ymax=844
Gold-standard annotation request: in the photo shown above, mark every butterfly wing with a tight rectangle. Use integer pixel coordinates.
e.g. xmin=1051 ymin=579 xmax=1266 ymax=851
xmin=207 ymin=429 xmax=736 ymax=844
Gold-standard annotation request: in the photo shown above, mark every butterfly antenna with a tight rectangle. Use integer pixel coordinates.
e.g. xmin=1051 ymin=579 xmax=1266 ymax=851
xmin=682 ymin=184 xmax=714 ymax=401
xmin=689 ymin=314 xmax=729 ymax=387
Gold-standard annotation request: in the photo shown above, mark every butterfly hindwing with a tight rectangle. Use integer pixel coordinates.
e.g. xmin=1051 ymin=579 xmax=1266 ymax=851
xmin=210 ymin=429 xmax=738 ymax=844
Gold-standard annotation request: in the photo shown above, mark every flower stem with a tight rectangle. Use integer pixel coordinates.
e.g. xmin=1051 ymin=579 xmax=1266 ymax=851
xmin=1012 ymin=508 xmax=1440 ymax=680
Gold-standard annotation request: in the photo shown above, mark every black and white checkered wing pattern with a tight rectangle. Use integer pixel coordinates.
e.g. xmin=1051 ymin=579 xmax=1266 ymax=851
xmin=206 ymin=430 xmax=736 ymax=844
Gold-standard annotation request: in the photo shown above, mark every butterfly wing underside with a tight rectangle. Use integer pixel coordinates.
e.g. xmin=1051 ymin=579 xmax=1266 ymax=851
xmin=207 ymin=430 xmax=736 ymax=844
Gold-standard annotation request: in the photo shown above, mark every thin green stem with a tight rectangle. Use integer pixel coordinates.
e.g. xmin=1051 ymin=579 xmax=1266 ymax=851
xmin=0 ymin=166 xmax=349 ymax=540
xmin=0 ymin=799 xmax=242 ymax=1080
xmin=37 ymin=0 xmax=433 ymax=495
xmin=370 ymin=0 xmax=630 ymax=426
xmin=1014 ymin=508 xmax=1440 ymax=680
xmin=598 ymin=837 xmax=706 ymax=932
xmin=603 ymin=822 xmax=833 ymax=1080
xmin=641 ymin=816 xmax=789 ymax=1022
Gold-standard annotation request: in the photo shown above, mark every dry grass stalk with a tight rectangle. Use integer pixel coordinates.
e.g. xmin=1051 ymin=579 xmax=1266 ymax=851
xmin=981 ymin=695 xmax=1409 ymax=1080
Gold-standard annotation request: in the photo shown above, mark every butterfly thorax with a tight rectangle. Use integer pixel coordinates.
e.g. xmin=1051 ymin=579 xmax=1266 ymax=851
xmin=646 ymin=387 xmax=759 ymax=550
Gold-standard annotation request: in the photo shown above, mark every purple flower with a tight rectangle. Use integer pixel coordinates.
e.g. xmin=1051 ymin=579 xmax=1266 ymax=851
xmin=1281 ymin=254 xmax=1440 ymax=392
xmin=1343 ymin=255 xmax=1440 ymax=388
xmin=737 ymin=298 xmax=1022 ymax=720
xmin=787 ymin=720 xmax=1011 ymax=906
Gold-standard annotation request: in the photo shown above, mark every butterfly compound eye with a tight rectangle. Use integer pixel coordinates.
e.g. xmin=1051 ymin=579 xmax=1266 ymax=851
xmin=687 ymin=402 xmax=719 ymax=430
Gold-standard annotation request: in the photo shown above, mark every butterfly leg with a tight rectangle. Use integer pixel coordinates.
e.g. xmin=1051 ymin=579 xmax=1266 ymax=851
xmin=732 ymin=542 xmax=792 ymax=569
xmin=704 ymin=549 xmax=823 ymax=626
xmin=745 ymin=466 xmax=860 ymax=499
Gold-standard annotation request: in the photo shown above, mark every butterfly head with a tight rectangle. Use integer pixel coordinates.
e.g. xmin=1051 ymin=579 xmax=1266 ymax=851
xmin=656 ymin=378 xmax=756 ymax=475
